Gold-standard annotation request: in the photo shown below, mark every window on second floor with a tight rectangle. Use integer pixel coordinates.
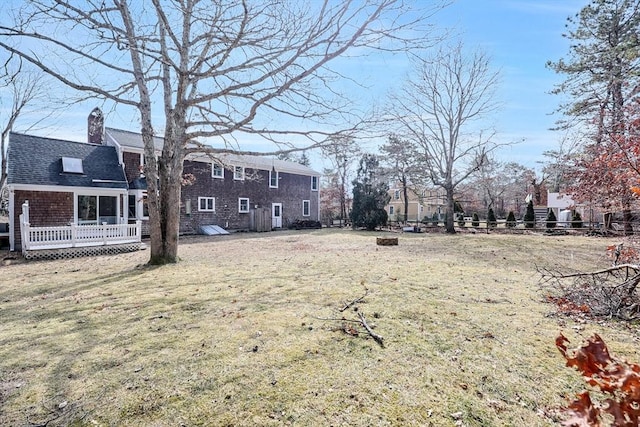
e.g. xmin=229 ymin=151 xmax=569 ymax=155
xmin=311 ymin=176 xmax=319 ymax=191
xmin=394 ymin=190 xmax=400 ymax=200
xmin=234 ymin=166 xmax=244 ymax=180
xmin=269 ymin=170 xmax=279 ymax=188
xmin=212 ymin=163 xmax=224 ymax=178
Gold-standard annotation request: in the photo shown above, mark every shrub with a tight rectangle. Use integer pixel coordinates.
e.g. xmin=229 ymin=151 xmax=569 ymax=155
xmin=524 ymin=200 xmax=535 ymax=229
xmin=471 ymin=213 xmax=479 ymax=228
xmin=571 ymin=211 xmax=583 ymax=228
xmin=505 ymin=211 xmax=516 ymax=228
xmin=546 ymin=209 xmax=557 ymax=229
xmin=487 ymin=208 xmax=497 ymax=229
xmin=431 ymin=212 xmax=439 ymax=227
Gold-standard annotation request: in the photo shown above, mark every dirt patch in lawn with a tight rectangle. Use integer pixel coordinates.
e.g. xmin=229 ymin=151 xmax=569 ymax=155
xmin=0 ymin=229 xmax=637 ymax=426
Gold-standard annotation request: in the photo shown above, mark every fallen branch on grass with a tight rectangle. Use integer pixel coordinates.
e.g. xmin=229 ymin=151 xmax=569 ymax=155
xmin=339 ymin=288 xmax=369 ymax=312
xmin=538 ymin=263 xmax=640 ymax=320
xmin=313 ymin=313 xmax=385 ymax=348
xmin=357 ymin=312 xmax=384 ymax=347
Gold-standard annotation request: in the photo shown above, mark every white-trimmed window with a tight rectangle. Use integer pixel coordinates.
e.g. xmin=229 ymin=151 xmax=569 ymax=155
xmin=212 ymin=163 xmax=224 ymax=179
xmin=198 ymin=197 xmax=215 ymax=212
xmin=394 ymin=190 xmax=400 ymax=200
xmin=234 ymin=166 xmax=245 ymax=180
xmin=389 ymin=206 xmax=395 ymax=215
xmin=269 ymin=170 xmax=279 ymax=188
xmin=77 ymin=194 xmax=118 ymax=225
xmin=239 ymin=197 xmax=250 ymax=213
xmin=128 ymin=191 xmax=149 ymax=220
xmin=302 ymin=200 xmax=310 ymax=217
xmin=311 ymin=176 xmax=319 ymax=191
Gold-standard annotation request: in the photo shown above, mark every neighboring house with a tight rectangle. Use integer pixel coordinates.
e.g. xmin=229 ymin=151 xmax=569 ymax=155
xmin=546 ymin=191 xmax=595 ymax=226
xmin=6 ymin=109 xmax=320 ymax=255
xmin=386 ymin=184 xmax=446 ymax=223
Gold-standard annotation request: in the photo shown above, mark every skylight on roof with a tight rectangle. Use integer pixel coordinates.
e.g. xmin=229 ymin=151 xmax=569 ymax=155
xmin=61 ymin=157 xmax=84 ymax=174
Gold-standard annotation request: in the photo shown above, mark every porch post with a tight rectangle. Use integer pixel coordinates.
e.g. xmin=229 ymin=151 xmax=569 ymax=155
xmin=8 ymin=188 xmax=14 ymax=251
xmin=21 ymin=200 xmax=29 ymax=224
xmin=71 ymin=223 xmax=77 ymax=247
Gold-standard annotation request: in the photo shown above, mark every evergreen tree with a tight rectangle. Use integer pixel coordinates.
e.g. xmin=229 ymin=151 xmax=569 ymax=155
xmin=548 ymin=1 xmax=640 ymax=235
xmin=546 ymin=209 xmax=557 ymax=229
xmin=572 ymin=211 xmax=583 ymax=228
xmin=487 ymin=207 xmax=497 ymax=229
xmin=472 ymin=213 xmax=480 ymax=228
xmin=298 ymin=151 xmax=311 ymax=166
xmin=449 ymin=201 xmax=465 ymax=227
xmin=505 ymin=211 xmax=516 ymax=228
xmin=524 ymin=200 xmax=535 ymax=229
xmin=351 ymin=154 xmax=390 ymax=231
xmin=548 ymin=0 xmax=640 ymax=137
xmin=431 ymin=212 xmax=439 ymax=226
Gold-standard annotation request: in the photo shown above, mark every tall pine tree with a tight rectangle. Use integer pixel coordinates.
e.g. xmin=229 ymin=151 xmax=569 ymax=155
xmin=548 ymin=0 xmax=640 ymax=235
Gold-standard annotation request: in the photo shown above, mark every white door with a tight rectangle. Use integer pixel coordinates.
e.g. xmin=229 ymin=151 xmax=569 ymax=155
xmin=272 ymin=203 xmax=282 ymax=228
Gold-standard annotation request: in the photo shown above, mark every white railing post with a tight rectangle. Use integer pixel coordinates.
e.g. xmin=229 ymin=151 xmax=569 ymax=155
xmin=21 ymin=201 xmax=29 ymax=224
xmin=71 ymin=223 xmax=77 ymax=247
xmin=19 ymin=213 xmax=30 ymax=251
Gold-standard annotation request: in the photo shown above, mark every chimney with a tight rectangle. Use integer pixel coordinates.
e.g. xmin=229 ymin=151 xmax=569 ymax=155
xmin=88 ymin=107 xmax=104 ymax=144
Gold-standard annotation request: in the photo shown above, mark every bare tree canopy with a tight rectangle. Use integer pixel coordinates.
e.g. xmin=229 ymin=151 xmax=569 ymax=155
xmin=0 ymin=58 xmax=51 ymax=190
xmin=0 ymin=0 xmax=447 ymax=263
xmin=387 ymin=41 xmax=503 ymax=233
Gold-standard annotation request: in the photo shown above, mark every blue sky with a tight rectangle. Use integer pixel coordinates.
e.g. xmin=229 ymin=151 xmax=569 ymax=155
xmin=433 ymin=0 xmax=587 ymax=169
xmin=4 ymin=0 xmax=588 ymax=172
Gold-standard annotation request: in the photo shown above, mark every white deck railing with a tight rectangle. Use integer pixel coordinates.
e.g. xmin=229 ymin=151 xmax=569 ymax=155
xmin=20 ymin=221 xmax=142 ymax=251
xmin=19 ymin=201 xmax=141 ymax=252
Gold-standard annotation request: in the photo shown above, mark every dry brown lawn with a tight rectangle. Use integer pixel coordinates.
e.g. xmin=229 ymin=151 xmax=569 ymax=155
xmin=1 ymin=229 xmax=638 ymax=426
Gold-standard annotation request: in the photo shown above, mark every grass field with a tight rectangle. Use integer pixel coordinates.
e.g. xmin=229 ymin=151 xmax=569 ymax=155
xmin=1 ymin=229 xmax=638 ymax=426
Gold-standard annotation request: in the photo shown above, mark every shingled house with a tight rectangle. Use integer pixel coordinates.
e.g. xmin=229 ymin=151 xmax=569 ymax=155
xmin=103 ymin=127 xmax=321 ymax=236
xmin=6 ymin=109 xmax=320 ymax=256
xmin=6 ymin=132 xmax=140 ymax=257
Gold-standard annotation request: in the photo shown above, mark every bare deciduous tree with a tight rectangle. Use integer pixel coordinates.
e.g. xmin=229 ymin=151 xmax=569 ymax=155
xmin=1 ymin=59 xmax=50 ymax=192
xmin=388 ymin=41 xmax=502 ymax=233
xmin=0 ymin=0 xmax=447 ymax=263
xmin=321 ymin=135 xmax=361 ymax=227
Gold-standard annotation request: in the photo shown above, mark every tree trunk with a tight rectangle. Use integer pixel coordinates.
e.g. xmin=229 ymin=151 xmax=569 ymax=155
xmin=149 ymin=176 xmax=182 ymax=264
xmin=623 ymin=206 xmax=633 ymax=236
xmin=0 ymin=149 xmax=6 ymax=190
xmin=147 ymin=116 xmax=186 ymax=264
xmin=445 ymin=187 xmax=456 ymax=233
xmin=402 ymin=174 xmax=409 ymax=224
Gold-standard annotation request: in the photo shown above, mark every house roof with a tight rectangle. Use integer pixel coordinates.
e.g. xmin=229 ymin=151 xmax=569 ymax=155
xmin=7 ymin=132 xmax=128 ymax=189
xmin=105 ymin=127 xmax=320 ymax=176
xmin=105 ymin=127 xmax=165 ymax=152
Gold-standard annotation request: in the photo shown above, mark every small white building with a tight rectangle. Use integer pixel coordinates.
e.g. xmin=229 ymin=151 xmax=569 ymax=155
xmin=547 ymin=192 xmax=585 ymax=227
